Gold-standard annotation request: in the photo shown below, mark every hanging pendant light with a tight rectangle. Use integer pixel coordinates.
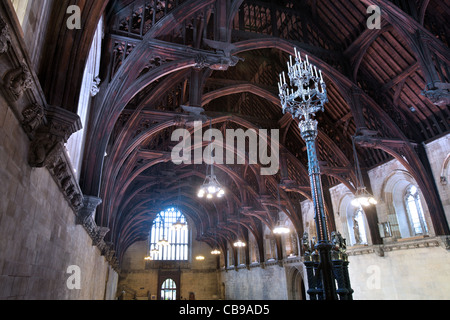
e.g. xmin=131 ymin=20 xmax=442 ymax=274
xmin=157 ymin=238 xmax=170 ymax=247
xmin=233 ymin=239 xmax=246 ymax=248
xmin=145 ymin=234 xmax=154 ymax=261
xmin=198 ymin=174 xmax=225 ymax=199
xmin=233 ymin=209 xmax=246 ymax=248
xmin=198 ymin=119 xmax=225 ymax=199
xmin=172 ymin=218 xmax=188 ymax=231
xmin=273 ymin=219 xmax=291 ymax=235
xmin=351 ymin=136 xmax=377 ymax=207
xmin=172 ymin=191 xmax=188 ymax=231
xmin=157 ymin=220 xmax=170 ymax=247
xmin=211 ymin=225 xmax=222 ymax=255
xmin=273 ymin=186 xmax=291 ymax=235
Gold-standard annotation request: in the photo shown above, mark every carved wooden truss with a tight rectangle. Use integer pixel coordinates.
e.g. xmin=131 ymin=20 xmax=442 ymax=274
xmin=36 ymin=0 xmax=449 ymax=266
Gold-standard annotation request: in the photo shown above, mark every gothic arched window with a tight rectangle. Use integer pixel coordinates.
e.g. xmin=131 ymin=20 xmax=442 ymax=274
xmin=404 ymin=185 xmax=428 ymax=236
xmin=150 ymin=208 xmax=189 ymax=261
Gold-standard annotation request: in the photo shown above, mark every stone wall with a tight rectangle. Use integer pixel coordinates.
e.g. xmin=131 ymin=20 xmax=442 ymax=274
xmin=0 ymin=91 xmax=117 ymax=299
xmin=220 ymin=263 xmax=290 ymax=300
xmin=0 ymin=2 xmax=118 ymax=300
xmin=425 ymin=135 xmax=450 ymax=225
xmin=118 ymin=234 xmax=221 ymax=300
xmin=347 ymin=238 xmax=450 ymax=300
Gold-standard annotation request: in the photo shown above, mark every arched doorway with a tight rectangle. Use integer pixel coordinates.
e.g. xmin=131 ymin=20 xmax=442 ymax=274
xmin=287 ymin=267 xmax=307 ymax=300
xmin=161 ymin=278 xmax=177 ymax=301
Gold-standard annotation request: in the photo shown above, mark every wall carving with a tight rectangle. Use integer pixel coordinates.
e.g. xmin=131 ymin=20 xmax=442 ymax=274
xmin=0 ymin=16 xmax=11 ymax=54
xmin=3 ymin=62 xmax=32 ymax=101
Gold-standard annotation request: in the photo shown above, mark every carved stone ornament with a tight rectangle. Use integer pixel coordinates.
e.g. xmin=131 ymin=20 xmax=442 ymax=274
xmin=28 ymin=133 xmax=62 ymax=168
xmin=93 ymin=227 xmax=111 ymax=247
xmin=194 ymin=54 xmax=209 ymax=70
xmin=90 ymin=76 xmax=101 ymax=97
xmin=22 ymin=103 xmax=45 ymax=135
xmin=422 ymin=82 xmax=450 ymax=107
xmin=3 ymin=62 xmax=33 ymax=101
xmin=27 ymin=105 xmax=82 ymax=168
xmin=77 ymin=196 xmax=102 ymax=226
xmin=0 ymin=16 xmax=11 ymax=54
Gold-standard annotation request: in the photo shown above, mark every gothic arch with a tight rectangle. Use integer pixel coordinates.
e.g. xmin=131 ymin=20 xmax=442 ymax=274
xmin=380 ymin=169 xmax=433 ymax=239
xmin=286 ymin=266 xmax=307 ymax=301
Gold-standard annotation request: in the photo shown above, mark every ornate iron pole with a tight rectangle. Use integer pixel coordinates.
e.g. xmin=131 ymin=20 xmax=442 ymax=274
xmin=279 ymin=49 xmax=340 ymax=300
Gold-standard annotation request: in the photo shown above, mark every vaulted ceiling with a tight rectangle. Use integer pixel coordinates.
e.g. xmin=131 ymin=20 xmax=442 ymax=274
xmin=40 ymin=0 xmax=449 ymax=263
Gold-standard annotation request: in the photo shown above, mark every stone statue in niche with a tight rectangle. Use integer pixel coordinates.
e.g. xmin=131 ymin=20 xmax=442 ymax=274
xmin=353 ymin=217 xmax=361 ymax=245
xmin=3 ymin=62 xmax=33 ymax=101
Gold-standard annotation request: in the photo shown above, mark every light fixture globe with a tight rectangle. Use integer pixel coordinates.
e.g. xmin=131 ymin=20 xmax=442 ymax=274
xmin=233 ymin=239 xmax=246 ymax=248
xmin=351 ymin=137 xmax=378 ymax=208
xmin=273 ymin=222 xmax=291 ymax=235
xmin=352 ymin=187 xmax=378 ymax=208
xmin=172 ymin=219 xmax=187 ymax=231
xmin=157 ymin=238 xmax=170 ymax=247
xmin=211 ymin=248 xmax=221 ymax=255
xmin=198 ymin=175 xmax=225 ymax=199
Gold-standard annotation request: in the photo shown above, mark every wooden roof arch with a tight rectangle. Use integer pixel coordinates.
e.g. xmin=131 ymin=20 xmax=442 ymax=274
xmin=37 ymin=0 xmax=449 ymax=262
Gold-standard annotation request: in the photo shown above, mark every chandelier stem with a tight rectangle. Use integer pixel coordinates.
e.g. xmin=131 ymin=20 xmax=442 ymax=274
xmin=300 ymin=119 xmax=338 ymax=301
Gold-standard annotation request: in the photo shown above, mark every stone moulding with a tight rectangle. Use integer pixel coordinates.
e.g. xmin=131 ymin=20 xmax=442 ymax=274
xmin=347 ymin=236 xmax=450 ymax=257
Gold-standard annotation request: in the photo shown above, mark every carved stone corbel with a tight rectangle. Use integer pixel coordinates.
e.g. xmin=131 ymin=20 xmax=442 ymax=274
xmin=422 ymin=82 xmax=450 ymax=107
xmin=93 ymin=227 xmax=110 ymax=247
xmin=0 ymin=16 xmax=11 ymax=54
xmin=3 ymin=62 xmax=33 ymax=101
xmin=22 ymin=102 xmax=45 ymax=136
xmin=28 ymin=105 xmax=81 ymax=168
xmin=76 ymin=196 xmax=102 ymax=226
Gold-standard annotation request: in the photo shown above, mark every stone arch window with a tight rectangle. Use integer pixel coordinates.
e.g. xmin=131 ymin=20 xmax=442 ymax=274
xmin=160 ymin=279 xmax=177 ymax=301
xmin=334 ymin=192 xmax=371 ymax=246
xmin=227 ymin=244 xmax=233 ymax=267
xmin=248 ymin=232 xmax=260 ymax=264
xmin=150 ymin=208 xmax=189 ymax=261
xmin=381 ymin=170 xmax=433 ymax=239
xmin=404 ymin=185 xmax=428 ymax=236
xmin=276 ymin=211 xmax=298 ymax=258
